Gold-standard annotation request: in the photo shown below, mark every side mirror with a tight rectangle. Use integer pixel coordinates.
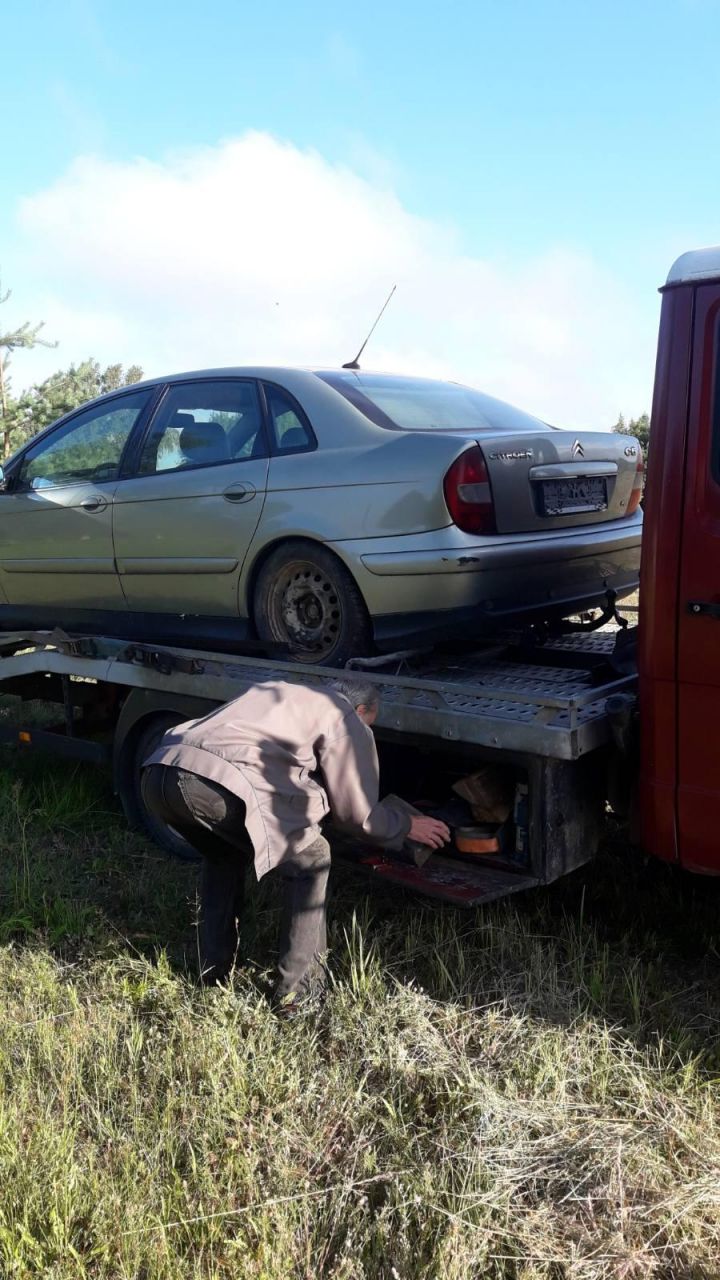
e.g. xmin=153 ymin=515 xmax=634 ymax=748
xmin=0 ymin=465 xmax=6 ymax=491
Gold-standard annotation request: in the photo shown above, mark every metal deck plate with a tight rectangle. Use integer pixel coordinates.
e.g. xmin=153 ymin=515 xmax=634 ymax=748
xmin=544 ymin=632 xmax=619 ymax=655
xmin=358 ymin=634 xmax=635 ymax=756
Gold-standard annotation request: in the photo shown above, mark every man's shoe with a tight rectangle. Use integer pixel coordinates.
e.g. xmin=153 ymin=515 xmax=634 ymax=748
xmin=272 ymin=986 xmax=326 ymax=1020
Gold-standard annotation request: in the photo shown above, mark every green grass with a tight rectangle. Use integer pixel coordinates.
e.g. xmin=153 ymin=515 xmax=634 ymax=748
xmin=1 ymin=740 xmax=720 ymax=1278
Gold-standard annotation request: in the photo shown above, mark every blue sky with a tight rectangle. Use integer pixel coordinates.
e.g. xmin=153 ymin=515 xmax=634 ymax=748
xmin=2 ymin=0 xmax=718 ymax=424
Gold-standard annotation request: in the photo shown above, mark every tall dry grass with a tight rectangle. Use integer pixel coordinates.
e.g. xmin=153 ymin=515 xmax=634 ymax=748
xmin=0 ymin=740 xmax=719 ymax=1278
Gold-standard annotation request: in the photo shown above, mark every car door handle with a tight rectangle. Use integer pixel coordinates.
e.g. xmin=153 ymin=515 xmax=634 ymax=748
xmin=223 ymin=483 xmax=256 ymax=504
xmin=80 ymin=495 xmax=108 ymax=513
xmin=688 ymin=601 xmax=720 ymax=619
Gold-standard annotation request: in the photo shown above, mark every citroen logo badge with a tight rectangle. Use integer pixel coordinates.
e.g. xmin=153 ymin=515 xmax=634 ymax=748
xmin=571 ymin=439 xmax=585 ymax=459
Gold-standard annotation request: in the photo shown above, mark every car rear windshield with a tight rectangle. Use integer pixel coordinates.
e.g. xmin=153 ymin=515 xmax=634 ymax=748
xmin=316 ymin=371 xmax=555 ymax=433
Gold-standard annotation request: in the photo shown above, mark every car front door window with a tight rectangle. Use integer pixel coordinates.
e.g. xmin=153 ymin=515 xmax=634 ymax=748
xmin=16 ymin=390 xmax=152 ymax=492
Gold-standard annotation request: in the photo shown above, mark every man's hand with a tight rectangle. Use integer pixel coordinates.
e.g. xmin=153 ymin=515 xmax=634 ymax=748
xmin=407 ymin=815 xmax=451 ymax=849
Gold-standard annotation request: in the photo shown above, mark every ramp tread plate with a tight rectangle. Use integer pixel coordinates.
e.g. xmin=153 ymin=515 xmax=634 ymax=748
xmin=352 ymin=851 xmax=539 ymax=906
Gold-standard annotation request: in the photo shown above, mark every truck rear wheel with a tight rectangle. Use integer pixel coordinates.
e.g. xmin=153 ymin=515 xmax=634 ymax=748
xmin=126 ymin=714 xmax=200 ymax=862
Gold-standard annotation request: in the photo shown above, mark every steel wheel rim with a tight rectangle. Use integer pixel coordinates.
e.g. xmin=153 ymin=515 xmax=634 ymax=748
xmin=267 ymin=559 xmax=343 ymax=660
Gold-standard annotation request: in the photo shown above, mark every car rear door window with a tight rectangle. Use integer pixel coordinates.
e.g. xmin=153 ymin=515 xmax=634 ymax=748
xmin=263 ymin=384 xmax=315 ymax=453
xmin=138 ymin=380 xmax=267 ymax=475
xmin=16 ymin=389 xmax=152 ymax=492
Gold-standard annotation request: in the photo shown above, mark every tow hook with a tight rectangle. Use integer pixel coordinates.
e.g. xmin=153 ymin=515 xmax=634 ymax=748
xmin=553 ymin=589 xmax=630 ymax=635
xmin=522 ymin=590 xmax=631 ymax=649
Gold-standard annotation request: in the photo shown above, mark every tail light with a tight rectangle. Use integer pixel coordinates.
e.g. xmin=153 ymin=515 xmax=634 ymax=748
xmin=626 ymin=449 xmax=644 ymax=516
xmin=443 ymin=445 xmax=496 ymax=534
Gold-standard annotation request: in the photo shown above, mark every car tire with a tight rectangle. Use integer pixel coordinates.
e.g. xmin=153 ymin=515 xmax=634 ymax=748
xmin=253 ymin=540 xmax=373 ymax=667
xmin=127 ymin=713 xmax=200 ymax=862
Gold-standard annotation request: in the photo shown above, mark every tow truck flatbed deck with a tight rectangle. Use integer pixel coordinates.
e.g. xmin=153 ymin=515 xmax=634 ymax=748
xmin=0 ymin=625 xmax=634 ymax=761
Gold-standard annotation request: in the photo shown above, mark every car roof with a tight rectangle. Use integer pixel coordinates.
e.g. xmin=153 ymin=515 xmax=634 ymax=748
xmin=72 ymin=366 xmax=556 ymax=439
xmin=84 ymin=366 xmax=474 ymax=409
xmin=116 ymin=366 xmax=461 ymax=387
xmin=117 ymin=366 xmax=322 ymax=389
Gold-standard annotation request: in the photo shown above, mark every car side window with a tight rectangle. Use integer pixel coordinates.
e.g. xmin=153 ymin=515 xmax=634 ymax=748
xmin=138 ymin=380 xmax=266 ymax=475
xmin=264 ymin=384 xmax=315 ymax=453
xmin=15 ymin=389 xmax=152 ymax=492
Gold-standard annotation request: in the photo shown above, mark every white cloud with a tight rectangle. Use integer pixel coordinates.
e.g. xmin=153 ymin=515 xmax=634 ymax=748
xmin=10 ymin=131 xmax=656 ymax=427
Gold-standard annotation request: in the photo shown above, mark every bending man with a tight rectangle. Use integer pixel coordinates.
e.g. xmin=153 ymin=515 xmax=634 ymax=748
xmin=141 ymin=678 xmax=449 ymax=1009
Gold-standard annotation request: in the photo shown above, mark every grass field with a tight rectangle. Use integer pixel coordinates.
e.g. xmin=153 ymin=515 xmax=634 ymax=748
xmin=1 ymin=730 xmax=720 ymax=1278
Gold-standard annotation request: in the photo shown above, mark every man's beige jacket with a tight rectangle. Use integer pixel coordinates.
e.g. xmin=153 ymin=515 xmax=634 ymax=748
xmin=144 ymin=681 xmax=411 ymax=877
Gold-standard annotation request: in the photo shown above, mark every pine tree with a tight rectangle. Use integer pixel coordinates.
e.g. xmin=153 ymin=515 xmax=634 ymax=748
xmin=612 ymin=412 xmax=650 ymax=454
xmin=8 ymin=360 xmax=145 ymax=452
xmin=0 ymin=278 xmax=57 ymax=457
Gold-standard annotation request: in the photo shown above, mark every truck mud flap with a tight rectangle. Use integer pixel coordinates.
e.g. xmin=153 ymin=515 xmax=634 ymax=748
xmin=348 ymin=850 xmax=539 ymax=907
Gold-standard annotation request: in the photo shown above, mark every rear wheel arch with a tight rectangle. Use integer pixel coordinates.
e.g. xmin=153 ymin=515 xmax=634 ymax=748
xmin=248 ymin=536 xmax=373 ymax=666
xmin=245 ymin=535 xmax=367 ymax=620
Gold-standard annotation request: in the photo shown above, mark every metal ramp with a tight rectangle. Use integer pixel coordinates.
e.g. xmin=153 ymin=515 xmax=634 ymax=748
xmin=348 ymin=849 xmax=539 ymax=907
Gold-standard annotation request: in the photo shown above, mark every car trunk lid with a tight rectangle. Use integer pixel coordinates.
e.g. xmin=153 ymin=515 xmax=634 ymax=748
xmin=446 ymin=429 xmax=641 ymax=535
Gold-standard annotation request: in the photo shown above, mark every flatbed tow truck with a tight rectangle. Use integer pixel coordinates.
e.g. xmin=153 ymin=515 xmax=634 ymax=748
xmin=1 ymin=243 xmax=719 ymax=898
xmin=0 ymin=615 xmax=637 ymax=907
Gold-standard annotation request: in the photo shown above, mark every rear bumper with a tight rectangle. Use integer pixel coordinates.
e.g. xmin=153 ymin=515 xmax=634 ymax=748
xmin=329 ymin=518 xmax=642 ymax=649
xmin=358 ymin=521 xmax=641 ymax=579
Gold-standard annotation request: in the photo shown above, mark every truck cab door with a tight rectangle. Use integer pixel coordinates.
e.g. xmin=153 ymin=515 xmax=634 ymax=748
xmin=676 ymin=284 xmax=720 ymax=871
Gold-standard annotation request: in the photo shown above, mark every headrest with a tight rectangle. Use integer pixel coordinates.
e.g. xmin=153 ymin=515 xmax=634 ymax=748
xmin=178 ymin=420 xmax=229 ymax=464
xmin=169 ymin=411 xmax=196 ymax=429
xmin=279 ymin=427 xmax=308 ymax=450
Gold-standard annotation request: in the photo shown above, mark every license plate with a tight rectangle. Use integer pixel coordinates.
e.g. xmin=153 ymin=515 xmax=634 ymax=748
xmin=540 ymin=476 xmax=608 ymax=516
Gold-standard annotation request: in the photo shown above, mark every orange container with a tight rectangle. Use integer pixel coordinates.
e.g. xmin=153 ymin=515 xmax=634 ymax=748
xmin=454 ymin=826 xmax=500 ymax=856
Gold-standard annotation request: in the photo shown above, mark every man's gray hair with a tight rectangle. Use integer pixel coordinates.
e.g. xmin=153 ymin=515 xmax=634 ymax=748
xmin=331 ymin=678 xmax=380 ymax=711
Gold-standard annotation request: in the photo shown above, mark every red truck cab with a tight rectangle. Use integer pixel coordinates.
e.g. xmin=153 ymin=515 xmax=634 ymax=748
xmin=640 ymin=249 xmax=720 ymax=871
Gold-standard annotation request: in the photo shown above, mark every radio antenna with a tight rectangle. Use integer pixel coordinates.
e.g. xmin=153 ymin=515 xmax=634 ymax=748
xmin=342 ymin=284 xmax=396 ymax=370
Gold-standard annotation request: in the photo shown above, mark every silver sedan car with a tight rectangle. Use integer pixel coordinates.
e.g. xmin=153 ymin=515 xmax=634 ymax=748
xmin=0 ymin=367 xmax=642 ymax=666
